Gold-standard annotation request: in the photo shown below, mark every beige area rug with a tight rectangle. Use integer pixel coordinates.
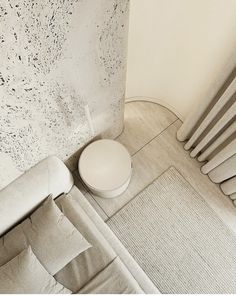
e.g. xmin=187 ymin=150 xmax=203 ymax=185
xmin=107 ymin=167 xmax=236 ymax=293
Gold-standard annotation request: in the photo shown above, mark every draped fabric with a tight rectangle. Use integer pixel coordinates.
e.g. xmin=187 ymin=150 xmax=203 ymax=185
xmin=177 ymin=68 xmax=236 ymax=202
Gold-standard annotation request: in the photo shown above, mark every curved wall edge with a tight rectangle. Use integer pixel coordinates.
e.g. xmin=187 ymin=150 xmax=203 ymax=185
xmin=125 ymin=96 xmax=184 ymax=122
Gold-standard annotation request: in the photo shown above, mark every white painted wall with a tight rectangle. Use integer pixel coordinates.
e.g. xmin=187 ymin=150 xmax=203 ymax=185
xmin=126 ymin=0 xmax=236 ymax=119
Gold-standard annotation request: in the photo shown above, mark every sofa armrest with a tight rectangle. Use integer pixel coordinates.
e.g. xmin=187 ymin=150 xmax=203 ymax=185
xmin=69 ymin=186 xmax=160 ymax=294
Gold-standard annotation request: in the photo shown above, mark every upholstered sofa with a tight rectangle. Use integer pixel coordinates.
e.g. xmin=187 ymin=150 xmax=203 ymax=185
xmin=0 ymin=156 xmax=159 ymax=294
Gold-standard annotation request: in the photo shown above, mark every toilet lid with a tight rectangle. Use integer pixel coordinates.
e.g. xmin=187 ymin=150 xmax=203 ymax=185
xmin=78 ymin=139 xmax=132 ymax=192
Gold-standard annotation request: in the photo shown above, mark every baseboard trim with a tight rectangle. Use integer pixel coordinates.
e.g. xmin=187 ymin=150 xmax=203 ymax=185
xmin=125 ymin=96 xmax=184 ymax=122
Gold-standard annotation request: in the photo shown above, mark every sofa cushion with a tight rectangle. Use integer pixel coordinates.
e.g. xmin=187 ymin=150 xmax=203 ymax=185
xmin=78 ymin=257 xmax=144 ymax=294
xmin=0 ymin=246 xmax=71 ymax=294
xmin=54 ymin=193 xmax=116 ymax=292
xmin=0 ymin=197 xmax=91 ymax=275
xmin=68 ymin=186 xmax=160 ymax=294
xmin=0 ymin=156 xmax=74 ymax=236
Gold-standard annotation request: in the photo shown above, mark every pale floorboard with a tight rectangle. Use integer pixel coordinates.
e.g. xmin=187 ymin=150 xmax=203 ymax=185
xmin=117 ymin=101 xmax=177 ymax=155
xmin=75 ymin=101 xmax=236 ymax=233
xmin=72 ymin=170 xmax=88 ymax=195
xmin=72 ymin=170 xmax=109 ymax=221
xmin=73 ymin=101 xmax=176 ymax=220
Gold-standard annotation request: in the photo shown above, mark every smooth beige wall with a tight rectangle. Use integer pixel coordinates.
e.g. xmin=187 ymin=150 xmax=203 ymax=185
xmin=126 ymin=0 xmax=236 ymax=119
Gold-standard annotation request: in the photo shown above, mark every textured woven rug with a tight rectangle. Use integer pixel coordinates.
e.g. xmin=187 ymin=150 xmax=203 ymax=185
xmin=107 ymin=167 xmax=236 ymax=293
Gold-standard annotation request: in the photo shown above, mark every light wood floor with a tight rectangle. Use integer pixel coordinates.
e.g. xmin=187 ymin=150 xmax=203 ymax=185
xmin=73 ymin=101 xmax=236 ymax=233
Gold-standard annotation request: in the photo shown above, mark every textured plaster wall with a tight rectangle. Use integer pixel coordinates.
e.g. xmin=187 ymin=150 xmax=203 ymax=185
xmin=0 ymin=0 xmax=129 ymax=189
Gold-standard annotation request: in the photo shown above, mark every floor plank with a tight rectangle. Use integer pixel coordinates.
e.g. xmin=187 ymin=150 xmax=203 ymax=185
xmin=116 ymin=101 xmax=177 ymax=155
xmin=84 ymin=191 xmax=109 ymax=221
xmin=72 ymin=170 xmax=88 ymax=195
xmin=72 ymin=170 xmax=109 ymax=221
xmin=92 ymin=118 xmax=236 ymax=233
xmin=74 ymin=101 xmax=236 ymax=234
xmin=92 ymin=121 xmax=183 ymax=217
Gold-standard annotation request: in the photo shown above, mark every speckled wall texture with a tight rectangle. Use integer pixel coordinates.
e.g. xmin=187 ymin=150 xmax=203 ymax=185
xmin=0 ymin=0 xmax=129 ymax=189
